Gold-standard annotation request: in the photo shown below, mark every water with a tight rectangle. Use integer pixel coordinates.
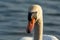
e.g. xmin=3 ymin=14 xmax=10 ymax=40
xmin=0 ymin=0 xmax=60 ymax=40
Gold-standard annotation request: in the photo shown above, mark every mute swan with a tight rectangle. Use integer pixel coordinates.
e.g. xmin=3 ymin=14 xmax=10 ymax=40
xmin=20 ymin=5 xmax=59 ymax=40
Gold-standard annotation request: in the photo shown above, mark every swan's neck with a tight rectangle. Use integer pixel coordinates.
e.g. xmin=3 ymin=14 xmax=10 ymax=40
xmin=34 ymin=19 xmax=43 ymax=40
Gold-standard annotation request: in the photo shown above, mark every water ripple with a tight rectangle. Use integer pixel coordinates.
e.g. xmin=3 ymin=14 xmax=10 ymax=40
xmin=44 ymin=30 xmax=60 ymax=35
xmin=44 ymin=23 xmax=60 ymax=26
xmin=46 ymin=13 xmax=60 ymax=16
xmin=0 ymin=31 xmax=32 ymax=36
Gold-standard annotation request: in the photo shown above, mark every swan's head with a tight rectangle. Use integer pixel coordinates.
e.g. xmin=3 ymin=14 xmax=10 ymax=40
xmin=26 ymin=5 xmax=43 ymax=33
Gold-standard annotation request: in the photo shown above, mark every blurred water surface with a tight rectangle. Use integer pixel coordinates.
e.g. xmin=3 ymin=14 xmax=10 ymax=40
xmin=0 ymin=0 xmax=60 ymax=40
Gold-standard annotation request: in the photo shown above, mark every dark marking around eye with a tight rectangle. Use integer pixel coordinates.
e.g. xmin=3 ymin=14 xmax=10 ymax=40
xmin=28 ymin=12 xmax=37 ymax=21
xmin=28 ymin=12 xmax=32 ymax=21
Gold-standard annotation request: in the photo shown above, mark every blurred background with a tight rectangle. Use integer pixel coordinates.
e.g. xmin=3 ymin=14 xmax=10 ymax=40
xmin=0 ymin=0 xmax=60 ymax=40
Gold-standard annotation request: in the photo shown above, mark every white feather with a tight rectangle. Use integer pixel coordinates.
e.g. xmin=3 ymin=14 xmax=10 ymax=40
xmin=20 ymin=35 xmax=58 ymax=40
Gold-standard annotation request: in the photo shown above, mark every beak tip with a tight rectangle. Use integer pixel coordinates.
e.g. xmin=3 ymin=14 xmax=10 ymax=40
xmin=26 ymin=17 xmax=35 ymax=34
xmin=26 ymin=29 xmax=31 ymax=33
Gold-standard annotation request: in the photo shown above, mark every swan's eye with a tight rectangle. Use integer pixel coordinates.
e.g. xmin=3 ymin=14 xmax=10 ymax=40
xmin=32 ymin=12 xmax=37 ymax=14
xmin=28 ymin=12 xmax=37 ymax=21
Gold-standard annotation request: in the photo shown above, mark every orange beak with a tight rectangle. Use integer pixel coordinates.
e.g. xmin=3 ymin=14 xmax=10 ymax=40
xmin=26 ymin=17 xmax=35 ymax=33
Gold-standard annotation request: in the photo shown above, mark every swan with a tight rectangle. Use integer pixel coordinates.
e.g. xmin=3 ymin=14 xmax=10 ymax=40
xmin=20 ymin=4 xmax=59 ymax=40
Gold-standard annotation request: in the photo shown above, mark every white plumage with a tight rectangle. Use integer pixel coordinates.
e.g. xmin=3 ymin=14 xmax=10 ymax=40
xmin=20 ymin=35 xmax=58 ymax=40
